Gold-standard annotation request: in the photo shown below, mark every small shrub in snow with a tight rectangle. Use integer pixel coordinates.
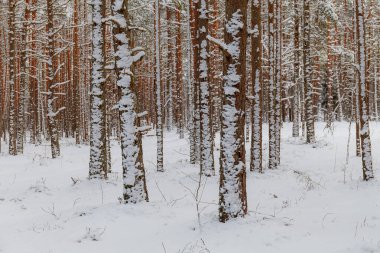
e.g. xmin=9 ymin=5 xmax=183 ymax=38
xmin=180 ymin=240 xmax=210 ymax=253
xmin=78 ymin=227 xmax=106 ymax=242
xmin=29 ymin=178 xmax=49 ymax=193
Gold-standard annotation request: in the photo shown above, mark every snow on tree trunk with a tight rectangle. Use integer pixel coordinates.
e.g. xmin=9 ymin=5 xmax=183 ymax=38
xmin=73 ymin=0 xmax=81 ymax=144
xmin=209 ymin=0 xmax=222 ymax=137
xmin=175 ymin=4 xmax=185 ymax=139
xmin=89 ymin=0 xmax=108 ymax=178
xmin=268 ymin=0 xmax=280 ymax=169
xmin=250 ymin=0 xmax=262 ymax=172
xmin=15 ymin=6 xmax=27 ymax=154
xmin=187 ymin=0 xmax=196 ymax=164
xmin=292 ymin=0 xmax=300 ymax=137
xmin=219 ymin=0 xmax=248 ymax=223
xmin=0 ymin=26 xmax=3 ymax=153
xmin=196 ymin=0 xmax=215 ymax=177
xmin=326 ymin=20 xmax=334 ymax=128
xmin=355 ymin=0 xmax=374 ymax=180
xmin=274 ymin=0 xmax=282 ymax=166
xmin=303 ymin=0 xmax=316 ymax=144
xmin=8 ymin=0 xmax=17 ymax=156
xmin=165 ymin=6 xmax=174 ymax=132
xmin=155 ymin=0 xmax=164 ymax=172
xmin=46 ymin=0 xmax=60 ymax=159
xmin=191 ymin=0 xmax=201 ymax=164
xmin=111 ymin=0 xmax=149 ymax=203
xmin=29 ymin=0 xmax=39 ymax=145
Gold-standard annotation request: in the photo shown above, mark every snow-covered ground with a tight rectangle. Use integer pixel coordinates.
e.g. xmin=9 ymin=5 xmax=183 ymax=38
xmin=1 ymin=122 xmax=380 ymax=253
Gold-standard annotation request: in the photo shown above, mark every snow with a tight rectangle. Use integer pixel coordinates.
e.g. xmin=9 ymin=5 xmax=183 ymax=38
xmin=2 ymin=122 xmax=380 ymax=252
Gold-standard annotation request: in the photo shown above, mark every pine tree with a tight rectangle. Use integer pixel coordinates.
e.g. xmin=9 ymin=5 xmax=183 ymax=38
xmin=8 ymin=0 xmax=17 ymax=156
xmin=72 ymin=0 xmax=81 ymax=144
xmin=250 ymin=0 xmax=263 ymax=172
xmin=292 ymin=0 xmax=300 ymax=137
xmin=155 ymin=0 xmax=164 ymax=172
xmin=196 ymin=0 xmax=215 ymax=177
xmin=303 ymin=0 xmax=316 ymax=144
xmin=175 ymin=3 xmax=185 ymax=139
xmin=355 ymin=0 xmax=374 ymax=180
xmin=89 ymin=0 xmax=109 ymax=178
xmin=268 ymin=0 xmax=278 ymax=168
xmin=218 ymin=0 xmax=248 ymax=223
xmin=274 ymin=0 xmax=282 ymax=165
xmin=46 ymin=0 xmax=61 ymax=158
xmin=187 ymin=0 xmax=197 ymax=164
xmin=111 ymin=0 xmax=149 ymax=202
xmin=16 ymin=3 xmax=28 ymax=154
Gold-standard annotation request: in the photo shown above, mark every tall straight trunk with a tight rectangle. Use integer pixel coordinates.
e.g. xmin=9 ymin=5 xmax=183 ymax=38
xmin=303 ymin=0 xmax=315 ymax=144
xmin=250 ymin=0 xmax=262 ymax=172
xmin=209 ymin=0 xmax=221 ymax=136
xmin=73 ymin=0 xmax=80 ymax=144
xmin=268 ymin=0 xmax=278 ymax=168
xmin=29 ymin=0 xmax=39 ymax=144
xmin=196 ymin=0 xmax=214 ymax=177
xmin=187 ymin=0 xmax=196 ymax=164
xmin=0 ymin=27 xmax=3 ymax=152
xmin=46 ymin=0 xmax=60 ymax=158
xmin=337 ymin=48 xmax=344 ymax=122
xmin=111 ymin=0 xmax=148 ymax=203
xmin=274 ymin=0 xmax=282 ymax=165
xmin=89 ymin=0 xmax=108 ymax=178
xmin=175 ymin=5 xmax=184 ymax=139
xmin=8 ymin=0 xmax=17 ymax=156
xmin=219 ymin=0 xmax=248 ymax=223
xmin=166 ymin=6 xmax=173 ymax=131
xmin=17 ymin=5 xmax=28 ymax=154
xmin=376 ymin=44 xmax=380 ymax=120
xmin=292 ymin=0 xmax=300 ymax=137
xmin=355 ymin=0 xmax=374 ymax=180
xmin=192 ymin=0 xmax=201 ymax=163
xmin=374 ymin=46 xmax=379 ymax=121
xmin=155 ymin=0 xmax=164 ymax=172
xmin=326 ymin=21 xmax=333 ymax=128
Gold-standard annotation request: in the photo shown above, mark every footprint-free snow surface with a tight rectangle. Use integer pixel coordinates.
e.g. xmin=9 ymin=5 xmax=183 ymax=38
xmin=1 ymin=122 xmax=380 ymax=253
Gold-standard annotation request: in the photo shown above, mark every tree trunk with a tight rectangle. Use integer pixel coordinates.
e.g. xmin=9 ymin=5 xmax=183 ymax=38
xmin=355 ymin=0 xmax=374 ymax=180
xmin=219 ymin=0 xmax=248 ymax=223
xmin=155 ymin=0 xmax=164 ymax=172
xmin=303 ymin=0 xmax=315 ymax=144
xmin=250 ymin=0 xmax=262 ymax=172
xmin=46 ymin=0 xmax=60 ymax=158
xmin=8 ymin=0 xmax=17 ymax=156
xmin=292 ymin=0 xmax=300 ymax=137
xmin=112 ymin=0 xmax=149 ymax=203
xmin=196 ymin=0 xmax=215 ymax=177
xmin=89 ymin=0 xmax=109 ymax=178
xmin=175 ymin=4 xmax=184 ymax=139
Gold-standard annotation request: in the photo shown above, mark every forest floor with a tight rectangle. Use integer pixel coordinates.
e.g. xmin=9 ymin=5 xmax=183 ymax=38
xmin=1 ymin=122 xmax=380 ymax=253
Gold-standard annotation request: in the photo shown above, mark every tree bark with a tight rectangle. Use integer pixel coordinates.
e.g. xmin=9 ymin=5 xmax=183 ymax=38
xmin=219 ymin=0 xmax=248 ymax=223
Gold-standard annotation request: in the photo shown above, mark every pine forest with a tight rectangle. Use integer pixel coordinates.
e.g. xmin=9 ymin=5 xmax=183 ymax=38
xmin=1 ymin=0 xmax=380 ymax=252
